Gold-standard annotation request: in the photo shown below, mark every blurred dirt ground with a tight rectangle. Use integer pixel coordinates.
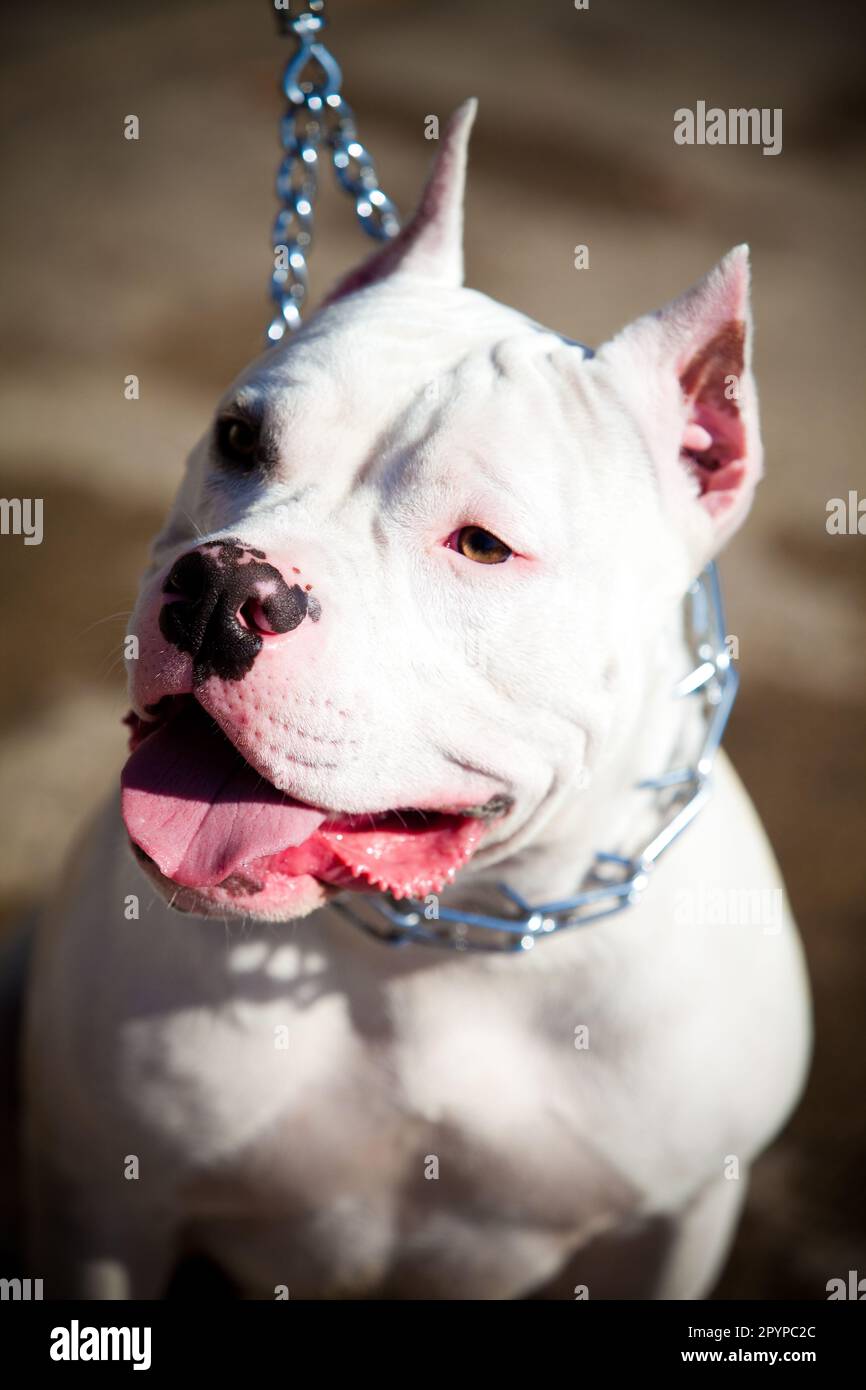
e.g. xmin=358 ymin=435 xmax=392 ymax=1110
xmin=0 ymin=0 xmax=864 ymax=1298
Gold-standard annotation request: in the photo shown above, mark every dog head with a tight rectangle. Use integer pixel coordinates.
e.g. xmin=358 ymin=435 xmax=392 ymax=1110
xmin=122 ymin=100 xmax=762 ymax=920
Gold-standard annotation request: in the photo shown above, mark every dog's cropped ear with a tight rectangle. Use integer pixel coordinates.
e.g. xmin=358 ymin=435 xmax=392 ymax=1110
xmin=321 ymin=98 xmax=477 ymax=307
xmin=596 ymin=246 xmax=762 ymax=562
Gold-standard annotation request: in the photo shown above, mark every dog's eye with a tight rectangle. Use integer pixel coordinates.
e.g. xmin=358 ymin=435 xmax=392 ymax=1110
xmin=450 ymin=526 xmax=512 ymax=565
xmin=216 ymin=416 xmax=259 ymax=469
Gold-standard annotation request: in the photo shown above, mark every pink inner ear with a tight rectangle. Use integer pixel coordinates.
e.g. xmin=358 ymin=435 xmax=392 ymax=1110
xmin=678 ymin=320 xmax=747 ymax=511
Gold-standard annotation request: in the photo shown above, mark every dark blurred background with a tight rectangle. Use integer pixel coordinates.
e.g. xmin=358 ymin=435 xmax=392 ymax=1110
xmin=0 ymin=0 xmax=864 ymax=1298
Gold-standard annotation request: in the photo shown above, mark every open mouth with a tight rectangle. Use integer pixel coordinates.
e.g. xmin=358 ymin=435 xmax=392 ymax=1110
xmin=120 ymin=697 xmax=506 ymax=908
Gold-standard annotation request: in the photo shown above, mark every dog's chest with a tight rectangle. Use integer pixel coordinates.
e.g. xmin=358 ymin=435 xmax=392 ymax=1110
xmin=136 ymin=928 xmax=729 ymax=1297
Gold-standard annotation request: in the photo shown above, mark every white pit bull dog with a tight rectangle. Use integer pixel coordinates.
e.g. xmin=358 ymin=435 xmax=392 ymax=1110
xmin=24 ymin=101 xmax=810 ymax=1299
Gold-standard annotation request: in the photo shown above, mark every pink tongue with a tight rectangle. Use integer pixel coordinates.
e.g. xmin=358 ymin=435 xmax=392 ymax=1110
xmin=121 ymin=702 xmax=325 ymax=887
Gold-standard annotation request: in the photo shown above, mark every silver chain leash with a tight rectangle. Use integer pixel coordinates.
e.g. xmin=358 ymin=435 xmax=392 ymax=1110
xmin=267 ymin=0 xmax=401 ymax=344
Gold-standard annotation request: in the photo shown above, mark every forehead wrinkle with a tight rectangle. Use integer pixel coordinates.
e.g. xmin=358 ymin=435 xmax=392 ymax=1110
xmin=223 ymin=311 xmax=571 ymax=507
xmin=366 ymin=339 xmax=569 ymax=513
xmin=274 ymin=331 xmax=447 ymax=469
xmin=439 ymin=345 xmax=570 ymax=493
xmin=365 ymin=394 xmax=453 ymax=504
xmin=372 ymin=337 xmax=519 ymax=501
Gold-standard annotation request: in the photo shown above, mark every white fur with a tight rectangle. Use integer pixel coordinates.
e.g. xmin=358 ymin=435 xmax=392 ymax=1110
xmin=24 ymin=102 xmax=810 ymax=1299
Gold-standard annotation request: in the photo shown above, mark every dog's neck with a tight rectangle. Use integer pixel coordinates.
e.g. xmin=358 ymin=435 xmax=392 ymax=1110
xmin=453 ymin=614 xmax=697 ymax=913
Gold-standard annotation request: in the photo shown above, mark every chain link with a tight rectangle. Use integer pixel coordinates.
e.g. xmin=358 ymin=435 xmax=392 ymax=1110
xmin=267 ymin=1 xmax=401 ymax=344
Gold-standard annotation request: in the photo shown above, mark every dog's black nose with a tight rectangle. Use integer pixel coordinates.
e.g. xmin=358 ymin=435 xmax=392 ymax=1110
xmin=160 ymin=539 xmax=314 ymax=683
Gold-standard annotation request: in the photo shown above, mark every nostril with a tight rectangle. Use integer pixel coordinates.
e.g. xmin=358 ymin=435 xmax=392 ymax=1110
xmin=238 ymin=597 xmax=281 ymax=636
